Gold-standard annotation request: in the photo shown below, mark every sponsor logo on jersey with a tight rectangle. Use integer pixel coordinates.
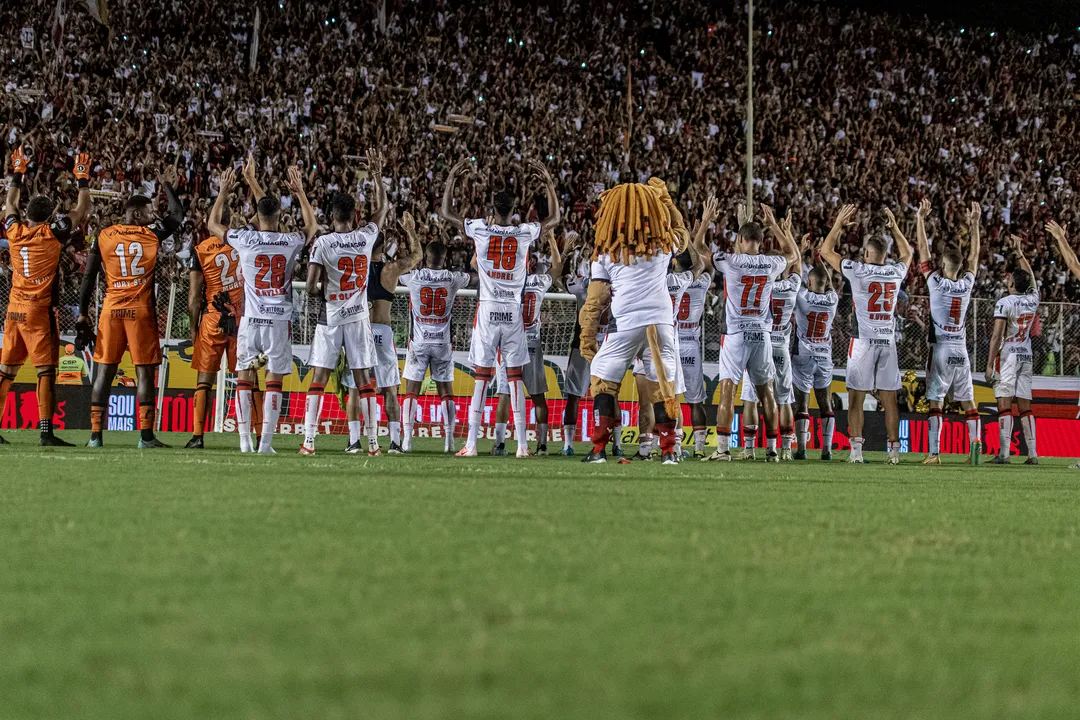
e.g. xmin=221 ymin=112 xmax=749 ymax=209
xmin=489 ymin=311 xmax=515 ymax=323
xmin=946 ymin=355 xmax=968 ymax=366
xmin=743 ymin=331 xmax=766 ymax=344
xmin=7 ymin=311 xmax=27 ymax=323
xmin=869 ymin=338 xmax=893 ymax=346
xmin=258 ymin=304 xmax=287 ymax=315
xmin=110 ymin=309 xmax=137 ymax=320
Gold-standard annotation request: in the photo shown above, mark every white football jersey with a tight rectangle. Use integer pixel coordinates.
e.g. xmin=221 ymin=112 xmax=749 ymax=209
xmin=464 ymin=218 xmax=539 ymax=304
xmin=769 ymin=274 xmax=802 ymax=346
xmin=227 ymin=228 xmax=306 ymax=320
xmin=522 ymin=273 xmax=553 ymax=343
xmin=667 ymin=271 xmax=695 ymax=324
xmin=994 ymin=288 xmax=1040 ymax=357
xmin=309 ymin=224 xmax=379 ymax=326
xmin=672 ymin=274 xmax=710 ymax=340
xmin=712 ymin=252 xmax=788 ymax=333
xmin=400 ymin=267 xmax=471 ymax=345
xmin=591 ymin=252 xmax=673 ymax=331
xmin=841 ymin=259 xmax=908 ymax=341
xmin=795 ymin=288 xmax=839 ymax=357
xmin=926 ymin=271 xmax=975 ymax=346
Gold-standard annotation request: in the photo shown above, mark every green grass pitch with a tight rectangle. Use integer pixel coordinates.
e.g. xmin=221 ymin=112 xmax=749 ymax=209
xmin=2 ymin=430 xmax=1080 ymax=719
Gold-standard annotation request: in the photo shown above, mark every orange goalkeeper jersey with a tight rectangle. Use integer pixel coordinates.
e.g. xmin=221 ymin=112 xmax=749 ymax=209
xmin=93 ymin=224 xmax=161 ymax=306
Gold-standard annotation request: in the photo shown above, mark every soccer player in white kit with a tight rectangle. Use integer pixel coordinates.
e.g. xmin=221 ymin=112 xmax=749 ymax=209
xmin=1045 ymin=219 xmax=1080 ymax=470
xmin=791 ymin=263 xmax=839 ymax=461
xmin=819 ymin=204 xmax=913 ymax=464
xmin=399 ymin=240 xmax=473 ymax=453
xmin=739 ymin=205 xmax=803 ymax=462
xmin=986 ymin=234 xmax=1040 ymax=465
xmin=705 ymin=207 xmax=799 ymax=462
xmin=439 ymin=158 xmax=561 ymax=458
xmin=297 ymin=188 xmax=390 ymax=456
xmin=208 ymin=165 xmax=318 ymax=453
xmin=915 ymin=199 xmax=983 ymax=464
xmin=493 ymin=232 xmax=563 ymax=455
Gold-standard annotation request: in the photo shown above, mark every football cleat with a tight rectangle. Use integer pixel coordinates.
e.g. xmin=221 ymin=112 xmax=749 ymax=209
xmin=344 ymin=441 xmax=363 ymax=454
xmin=298 ymin=446 xmax=315 ymax=456
xmin=86 ymin=437 xmax=103 ymax=448
xmin=257 ymin=446 xmax=277 ymax=454
xmin=388 ymin=442 xmax=405 ymax=455
xmin=516 ymin=446 xmax=532 ymax=458
xmin=922 ymin=454 xmax=941 ymax=465
xmin=765 ymin=451 xmax=780 ymax=463
xmin=40 ymin=434 xmax=75 ymax=447
xmin=631 ymin=451 xmax=653 ymax=461
xmin=535 ymin=444 xmax=548 ymax=456
xmin=885 ymin=454 xmax=901 ymax=466
xmin=455 ymin=446 xmax=478 ymax=457
xmin=612 ymin=446 xmax=626 ymax=458
xmin=703 ymin=450 xmax=733 ymax=462
xmin=490 ymin=443 xmax=507 ymax=457
xmin=780 ymin=448 xmax=793 ymax=462
xmin=367 ymin=447 xmax=382 ymax=457
xmin=847 ymin=453 xmax=865 ymax=464
xmin=1070 ymin=461 xmax=1080 ymax=470
xmin=444 ymin=440 xmax=456 ymax=454
xmin=661 ymin=452 xmax=680 ymax=466
xmin=581 ymin=449 xmax=607 ymax=464
xmin=693 ymin=449 xmax=705 ymax=459
xmin=1023 ymin=457 xmax=1039 ymax=465
xmin=138 ymin=437 xmax=170 ymax=449
xmin=183 ymin=436 xmax=205 ymax=450
xmin=561 ymin=446 xmax=575 ymax=456
xmin=0 ymin=435 xmax=8 ymax=444
xmin=793 ymin=449 xmax=808 ymax=461
xmin=991 ymin=455 xmax=1011 ymax=465
xmin=821 ymin=450 xmax=833 ymax=462
xmin=739 ymin=448 xmax=757 ymax=461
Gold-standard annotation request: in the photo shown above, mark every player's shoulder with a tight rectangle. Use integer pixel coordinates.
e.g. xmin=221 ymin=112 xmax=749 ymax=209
xmin=840 ymin=258 xmax=857 ymax=272
xmin=667 ymin=270 xmax=693 ymax=290
xmin=3 ymin=214 xmax=20 ymax=232
xmin=464 ymin=217 xmax=487 ymax=236
xmin=776 ymin=273 xmax=802 ymax=291
xmin=529 ymin=273 xmax=553 ymax=289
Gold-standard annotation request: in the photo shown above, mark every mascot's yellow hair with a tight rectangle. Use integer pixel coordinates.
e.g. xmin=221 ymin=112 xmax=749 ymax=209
xmin=592 ymin=178 xmax=688 ymax=263
xmin=590 ymin=178 xmax=689 ymax=418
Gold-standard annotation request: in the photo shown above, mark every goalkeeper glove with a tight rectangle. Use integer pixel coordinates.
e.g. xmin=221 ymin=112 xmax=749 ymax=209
xmin=10 ymin=146 xmax=29 ymax=185
xmin=74 ymin=316 xmax=96 ymax=353
xmin=73 ymin=153 xmax=91 ymax=188
xmin=212 ymin=292 xmax=238 ymax=337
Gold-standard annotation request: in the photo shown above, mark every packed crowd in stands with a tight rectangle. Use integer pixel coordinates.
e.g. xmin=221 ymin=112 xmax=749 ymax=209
xmin=3 ymin=0 xmax=1080 ymax=361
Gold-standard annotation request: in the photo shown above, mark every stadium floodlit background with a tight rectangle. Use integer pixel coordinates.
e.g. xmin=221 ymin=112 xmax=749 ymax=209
xmin=4 ymin=0 xmax=1080 ymax=718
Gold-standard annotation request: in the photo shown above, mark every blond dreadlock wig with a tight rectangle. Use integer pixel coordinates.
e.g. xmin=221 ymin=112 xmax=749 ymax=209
xmin=578 ymin=179 xmax=690 ymax=418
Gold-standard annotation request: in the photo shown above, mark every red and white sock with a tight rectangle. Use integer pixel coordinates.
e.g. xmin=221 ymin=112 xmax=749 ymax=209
xmin=303 ymin=383 xmax=324 ymax=450
xmin=1020 ymin=411 xmax=1037 ymax=458
xmin=928 ymin=408 xmax=943 ymax=455
xmin=237 ymin=380 xmax=253 ymax=452
xmin=258 ymin=381 xmax=283 ymax=452
xmin=998 ymin=410 xmax=1014 ymax=459
xmin=402 ymin=393 xmax=418 ymax=451
xmin=467 ymin=371 xmax=492 ymax=451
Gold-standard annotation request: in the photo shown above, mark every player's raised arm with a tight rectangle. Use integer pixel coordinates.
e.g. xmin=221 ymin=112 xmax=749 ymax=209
xmin=68 ymin=152 xmax=94 ymax=227
xmin=5 ymin=145 xmax=30 ymax=219
xmin=438 ymin=159 xmax=469 ymax=233
xmin=208 ymin=167 xmax=235 ymax=240
xmin=76 ymin=241 xmax=103 ymax=349
xmin=530 ymin=159 xmax=561 ymax=235
xmin=286 ymin=165 xmax=318 ymax=242
xmin=546 ymin=230 xmax=564 ymax=290
xmin=154 ymin=166 xmax=186 ymax=241
xmin=819 ymin=204 xmax=856 ymax=273
xmin=381 ymin=211 xmax=422 ymax=292
xmin=366 ymin=148 xmax=390 ymax=231
xmin=242 ymin=153 xmax=266 ymax=202
xmin=1008 ymin=234 xmax=1035 ymax=289
xmin=884 ymin=206 xmax=913 ymax=268
xmin=966 ymin=202 xmax=981 ymax=276
xmin=761 ymin=203 xmax=800 ymax=274
xmin=689 ymin=197 xmax=720 ymax=278
xmin=915 ymin=198 xmax=932 ymax=275
xmin=1045 ymin=220 xmax=1080 ymax=280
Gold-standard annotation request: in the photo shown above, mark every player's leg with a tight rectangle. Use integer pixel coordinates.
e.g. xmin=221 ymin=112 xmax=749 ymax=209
xmin=26 ymin=308 xmax=69 ymax=446
xmin=300 ymin=367 xmax=332 ymax=455
xmin=561 ymin=348 xmax=590 ymax=455
xmin=755 ymin=384 xmax=780 ymax=462
xmin=844 ymin=339 xmax=875 ymax=463
xmin=435 ymin=381 xmax=457 ymax=453
xmin=633 ymin=370 xmax=655 ymax=459
xmin=707 ymin=379 xmax=737 ymax=461
xmin=187 ymin=371 xmax=218 ymax=448
xmin=235 ymin=368 xmax=257 ymax=452
xmin=879 ymin=390 xmax=901 ymax=464
xmin=690 ymin=403 xmax=707 ymax=457
xmin=0 ymin=362 xmax=19 ymax=445
xmin=256 ymin=371 xmax=286 ymax=454
xmin=924 ymin=345 xmax=948 ymax=463
xmin=741 ymin=391 xmax=760 ymax=461
xmin=524 ymin=344 xmax=550 ymax=454
xmin=925 ymin=399 xmax=944 ymax=463
xmin=650 ymin=390 xmax=680 ymax=465
xmin=793 ymin=388 xmax=811 ymax=459
xmin=813 ymin=385 xmax=836 ymax=461
xmin=345 ymin=383 xmax=364 ymax=452
xmin=187 ymin=317 xmax=230 ymax=448
xmin=125 ymin=308 xmax=166 ymax=448
xmin=1017 ymin=397 xmax=1037 ymax=464
xmin=371 ymin=324 xmax=402 ymax=453
xmin=532 ymin=393 xmax=549 ymax=454
xmin=583 ymin=329 xmax=637 ymax=462
xmin=402 ymin=379 xmax=423 ymax=453
xmin=88 ymin=363 xmax=119 ymax=447
xmin=253 ymin=319 xmax=293 ymax=454
xmin=382 ymin=385 xmax=403 ymax=453
xmin=493 ymin=361 xmax=511 ymax=455
xmin=133 ymin=364 xmax=166 ymax=447
xmin=501 ymin=319 xmax=532 ymax=458
xmin=0 ymin=310 xmax=32 ymax=444
xmin=847 ymin=390 xmax=867 ymax=463
xmin=562 ymin=395 xmax=580 ymax=455
xmin=645 ymin=332 xmax=682 ymax=465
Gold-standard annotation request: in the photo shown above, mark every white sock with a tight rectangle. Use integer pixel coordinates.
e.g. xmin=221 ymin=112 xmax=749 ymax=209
xmin=613 ymin=424 xmax=623 ymax=449
xmin=509 ymin=380 xmax=526 ymax=450
xmin=365 ymin=396 xmax=379 ymax=446
xmin=402 ymin=396 xmax=415 ymax=450
xmin=238 ymin=386 xmax=253 ymax=452
xmin=717 ymin=432 xmax=730 ymax=453
xmin=303 ymin=391 xmax=321 ymax=448
xmin=888 ymin=440 xmax=901 ymax=458
xmin=782 ymin=432 xmax=795 ymax=450
xmin=822 ymin=414 xmax=835 ymax=451
xmin=966 ymin=413 xmax=980 ymax=447
xmin=442 ymin=397 xmax=456 ymax=447
xmin=466 ymin=378 xmax=488 ymax=450
xmin=1021 ymin=413 xmax=1037 ymax=458
xmin=563 ymin=425 xmax=575 ymax=449
xmin=538 ymin=423 xmax=548 ymax=447
xmin=744 ymin=426 xmax=758 ymax=449
xmin=694 ymin=428 xmax=707 ymax=452
xmin=850 ymin=436 xmax=864 ymax=456
xmin=766 ymin=436 xmax=777 ymax=452
xmin=796 ymin=416 xmax=810 ymax=451
xmin=258 ymin=390 xmax=282 ymax=452
xmin=928 ymin=412 xmax=942 ymax=455
xmin=638 ymin=433 xmax=654 ymax=456
xmin=999 ymin=414 xmax=1013 ymax=458
xmin=495 ymin=422 xmax=507 ymax=445
xmin=348 ymin=420 xmax=361 ymax=445
xmin=389 ymin=420 xmax=400 ymax=445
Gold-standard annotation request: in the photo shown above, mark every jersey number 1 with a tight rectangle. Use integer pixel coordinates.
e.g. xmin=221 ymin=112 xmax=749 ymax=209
xmin=486 ymin=236 xmax=518 ymax=270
